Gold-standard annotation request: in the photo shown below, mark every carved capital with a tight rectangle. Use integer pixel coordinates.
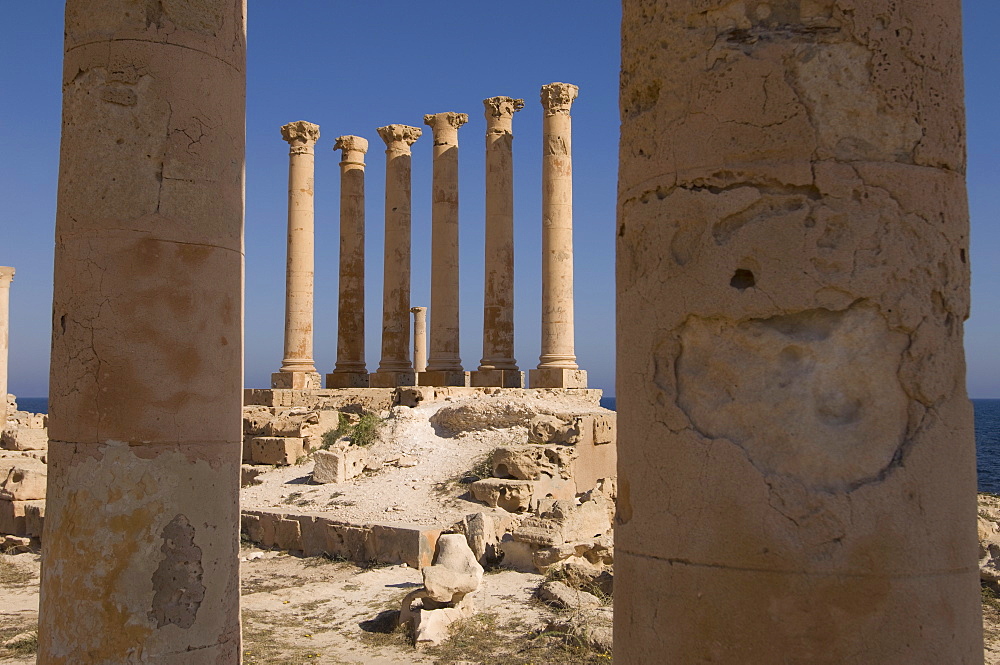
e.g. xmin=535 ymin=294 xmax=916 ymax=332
xmin=377 ymin=124 xmax=422 ymax=150
xmin=0 ymin=267 xmax=13 ymax=287
xmin=423 ymin=112 xmax=469 ymax=131
xmin=540 ymin=83 xmax=579 ymax=116
xmin=334 ymin=135 xmax=369 ymax=155
xmin=281 ymin=121 xmax=320 ymax=154
xmin=484 ymin=96 xmax=525 ymax=120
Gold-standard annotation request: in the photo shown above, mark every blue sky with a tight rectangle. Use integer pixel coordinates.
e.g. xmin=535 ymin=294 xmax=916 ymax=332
xmin=0 ymin=3 xmax=997 ymax=398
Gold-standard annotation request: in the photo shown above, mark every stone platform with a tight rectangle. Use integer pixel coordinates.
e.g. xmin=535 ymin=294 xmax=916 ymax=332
xmin=244 ymin=386 xmax=603 ymax=411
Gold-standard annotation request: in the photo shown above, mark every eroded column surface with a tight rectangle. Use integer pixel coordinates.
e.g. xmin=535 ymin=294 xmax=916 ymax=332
xmin=616 ymin=2 xmax=979 ymax=663
xmin=530 ymin=83 xmax=587 ymax=389
xmin=421 ymin=112 xmax=469 ymax=387
xmin=411 ymin=306 xmax=427 ymax=374
xmin=372 ymin=124 xmax=421 ymax=388
xmin=327 ymin=135 xmax=370 ymax=389
xmin=273 ymin=120 xmax=321 ymax=390
xmin=39 ymin=1 xmax=245 ymax=662
xmin=472 ymin=97 xmax=525 ymax=389
xmin=0 ymin=267 xmax=13 ymax=421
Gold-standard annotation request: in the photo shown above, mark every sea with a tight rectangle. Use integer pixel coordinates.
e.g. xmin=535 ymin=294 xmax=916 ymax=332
xmin=12 ymin=396 xmax=1000 ymax=493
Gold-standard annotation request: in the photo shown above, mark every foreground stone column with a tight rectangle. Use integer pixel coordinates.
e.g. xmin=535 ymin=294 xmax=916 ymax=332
xmin=273 ymin=120 xmax=321 ymax=390
xmin=39 ymin=2 xmax=245 ymax=662
xmin=421 ymin=112 xmax=469 ymax=387
xmin=472 ymin=97 xmax=525 ymax=389
xmin=327 ymin=135 xmax=370 ymax=389
xmin=530 ymin=83 xmax=586 ymax=389
xmin=616 ymin=2 xmax=979 ymax=663
xmin=411 ymin=306 xmax=427 ymax=374
xmin=0 ymin=267 xmax=12 ymax=422
xmin=372 ymin=124 xmax=421 ymax=388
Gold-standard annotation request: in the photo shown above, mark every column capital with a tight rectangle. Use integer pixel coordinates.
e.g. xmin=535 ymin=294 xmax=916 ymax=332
xmin=484 ymin=96 xmax=525 ymax=120
xmin=410 ymin=306 xmax=426 ymax=314
xmin=0 ymin=267 xmax=13 ymax=287
xmin=423 ymin=112 xmax=469 ymax=132
xmin=334 ymin=135 xmax=368 ymax=155
xmin=281 ymin=120 xmax=320 ymax=155
xmin=540 ymin=82 xmax=579 ymax=116
xmin=377 ymin=124 xmax=422 ymax=151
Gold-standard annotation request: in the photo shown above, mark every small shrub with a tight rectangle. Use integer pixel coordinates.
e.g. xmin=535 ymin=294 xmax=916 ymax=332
xmin=320 ymin=412 xmax=382 ymax=449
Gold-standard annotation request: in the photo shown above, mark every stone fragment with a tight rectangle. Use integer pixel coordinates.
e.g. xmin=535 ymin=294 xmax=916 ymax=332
xmin=0 ymin=465 xmax=47 ymax=501
xmin=249 ymin=437 xmax=305 ymax=466
xmin=492 ymin=444 xmax=574 ymax=481
xmin=0 ymin=499 xmax=42 ymax=536
xmin=24 ymin=502 xmax=44 ymax=539
xmin=1 ymin=535 xmax=32 ymax=553
xmin=528 ymin=414 xmax=580 ymax=444
xmin=552 ymin=561 xmax=614 ymax=597
xmin=1 ymin=427 xmax=48 ymax=451
xmin=542 ymin=607 xmax=613 ymax=654
xmin=536 ymin=580 xmax=602 ymax=610
xmin=469 ymin=478 xmax=534 ymax=513
xmin=312 ymin=446 xmax=368 ymax=484
xmin=240 ymin=465 xmax=264 ymax=488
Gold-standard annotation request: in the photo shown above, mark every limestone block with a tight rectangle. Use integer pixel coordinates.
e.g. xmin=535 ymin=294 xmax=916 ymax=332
xmin=0 ymin=465 xmax=47 ymax=501
xmin=312 ymin=447 xmax=368 ymax=484
xmin=498 ymin=534 xmax=537 ymax=572
xmin=325 ymin=372 xmax=370 ymax=389
xmin=537 ymin=580 xmax=602 ymax=610
xmin=242 ymin=405 xmax=273 ymax=435
xmin=529 ymin=368 xmax=588 ymax=389
xmin=1 ymin=427 xmax=48 ymax=451
xmin=458 ymin=509 xmax=523 ymax=566
xmin=469 ymin=370 xmax=525 ymax=388
xmin=1 ymin=535 xmax=32 ymax=553
xmin=369 ymin=371 xmax=417 ymax=388
xmin=469 ymin=478 xmax=534 ymax=513
xmin=249 ymin=437 xmax=305 ymax=466
xmin=412 ymin=603 xmax=474 ymax=647
xmin=241 ymin=465 xmax=264 ymax=487
xmin=528 ymin=415 xmax=580 ymax=444
xmin=417 ymin=371 xmax=470 ymax=388
xmin=592 ymin=413 xmax=616 ymax=445
xmin=424 ymin=534 xmax=484 ymax=601
xmin=271 ymin=371 xmax=322 ymax=390
xmin=24 ymin=502 xmax=44 ymax=539
xmin=274 ymin=518 xmax=302 ymax=552
xmin=0 ymin=499 xmax=42 ymax=536
xmin=492 ymin=444 xmax=576 ymax=481
xmin=267 ymin=407 xmax=319 ymax=438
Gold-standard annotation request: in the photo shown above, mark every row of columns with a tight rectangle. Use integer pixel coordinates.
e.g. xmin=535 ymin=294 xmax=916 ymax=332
xmin=271 ymin=84 xmax=587 ymax=391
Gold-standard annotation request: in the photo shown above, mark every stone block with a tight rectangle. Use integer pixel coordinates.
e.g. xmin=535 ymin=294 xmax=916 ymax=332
xmin=274 ymin=518 xmax=303 ymax=551
xmin=24 ymin=502 xmax=44 ymax=538
xmin=369 ymin=371 xmax=417 ymax=388
xmin=492 ymin=444 xmax=576 ymax=482
xmin=417 ymin=371 xmax=471 ymax=387
xmin=248 ymin=437 xmax=305 ymax=466
xmin=0 ymin=499 xmax=41 ymax=536
xmin=592 ymin=413 xmax=616 ymax=445
xmin=470 ymin=478 xmax=534 ymax=513
xmin=0 ymin=465 xmax=47 ymax=501
xmin=325 ymin=372 xmax=370 ymax=388
xmin=529 ymin=368 xmax=588 ymax=389
xmin=1 ymin=427 xmax=48 ymax=451
xmin=271 ymin=371 xmax=322 ymax=390
xmin=469 ymin=369 xmax=525 ymax=388
xmin=241 ymin=465 xmax=264 ymax=487
xmin=312 ymin=447 xmax=368 ymax=484
xmin=529 ymin=415 xmax=581 ymax=445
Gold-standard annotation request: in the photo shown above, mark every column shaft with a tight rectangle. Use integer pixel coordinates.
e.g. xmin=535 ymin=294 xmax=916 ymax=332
xmin=0 ymin=267 xmax=12 ymax=421
xmin=472 ymin=98 xmax=525 ymax=389
xmin=274 ymin=120 xmax=320 ymax=390
xmin=411 ymin=306 xmax=427 ymax=374
xmin=39 ymin=2 xmax=245 ymax=662
xmin=531 ymin=83 xmax=586 ymax=389
xmin=372 ymin=124 xmax=421 ymax=387
xmin=422 ymin=112 xmax=469 ymax=387
xmin=328 ymin=136 xmax=369 ymax=389
xmin=616 ymin=1 xmax=979 ymax=662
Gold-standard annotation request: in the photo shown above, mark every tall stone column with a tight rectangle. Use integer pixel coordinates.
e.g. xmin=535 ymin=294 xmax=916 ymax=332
xmin=0 ymin=267 xmax=13 ymax=422
xmin=530 ymin=83 xmax=587 ymax=389
xmin=273 ymin=120 xmax=321 ymax=390
xmin=371 ymin=124 xmax=421 ymax=388
xmin=327 ymin=135 xmax=370 ymax=389
xmin=411 ymin=306 xmax=427 ymax=374
xmin=616 ymin=2 xmax=979 ymax=663
xmin=38 ymin=1 xmax=245 ymax=662
xmin=472 ymin=97 xmax=525 ymax=389
xmin=421 ymin=112 xmax=469 ymax=387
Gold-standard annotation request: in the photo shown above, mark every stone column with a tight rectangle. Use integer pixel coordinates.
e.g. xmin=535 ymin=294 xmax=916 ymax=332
xmin=411 ymin=306 xmax=427 ymax=374
xmin=616 ymin=2 xmax=979 ymax=663
xmin=421 ymin=112 xmax=470 ymax=387
xmin=530 ymin=83 xmax=587 ymax=389
xmin=38 ymin=1 xmax=245 ymax=662
xmin=327 ymin=135 xmax=370 ymax=389
xmin=0 ymin=267 xmax=13 ymax=422
xmin=371 ymin=124 xmax=421 ymax=388
xmin=472 ymin=97 xmax=525 ymax=389
xmin=273 ymin=120 xmax=321 ymax=390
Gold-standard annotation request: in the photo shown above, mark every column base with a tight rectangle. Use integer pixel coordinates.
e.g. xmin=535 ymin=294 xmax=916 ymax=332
xmin=529 ymin=368 xmax=588 ymax=389
xmin=271 ymin=371 xmax=322 ymax=390
xmin=470 ymin=369 xmax=525 ymax=388
xmin=369 ymin=371 xmax=417 ymax=388
xmin=418 ymin=371 xmax=471 ymax=387
xmin=325 ymin=372 xmax=371 ymax=388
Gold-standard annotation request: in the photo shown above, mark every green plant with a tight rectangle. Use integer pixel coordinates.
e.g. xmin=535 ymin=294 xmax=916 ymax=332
xmin=320 ymin=412 xmax=383 ymax=449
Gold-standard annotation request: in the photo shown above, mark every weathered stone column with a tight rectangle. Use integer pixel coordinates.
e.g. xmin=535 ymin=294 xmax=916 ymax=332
xmin=530 ymin=83 xmax=587 ymax=389
xmin=411 ymin=306 xmax=427 ymax=374
xmin=420 ymin=112 xmax=469 ymax=387
xmin=616 ymin=2 xmax=979 ymax=663
xmin=0 ymin=267 xmax=12 ymax=422
xmin=371 ymin=124 xmax=421 ymax=388
xmin=472 ymin=97 xmax=525 ymax=389
xmin=327 ymin=135 xmax=370 ymax=389
xmin=273 ymin=120 xmax=321 ymax=390
xmin=39 ymin=1 xmax=245 ymax=662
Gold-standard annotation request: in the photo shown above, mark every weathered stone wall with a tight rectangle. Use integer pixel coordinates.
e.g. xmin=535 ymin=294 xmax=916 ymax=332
xmin=616 ymin=1 xmax=979 ymax=662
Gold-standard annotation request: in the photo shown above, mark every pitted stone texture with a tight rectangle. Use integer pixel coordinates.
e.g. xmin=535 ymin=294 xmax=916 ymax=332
xmin=616 ymin=1 xmax=978 ymax=662
xmin=0 ymin=464 xmax=47 ymax=501
xmin=312 ymin=446 xmax=368 ymax=484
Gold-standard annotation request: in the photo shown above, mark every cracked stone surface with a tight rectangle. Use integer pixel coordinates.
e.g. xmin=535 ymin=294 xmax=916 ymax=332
xmin=616 ymin=1 xmax=980 ymax=662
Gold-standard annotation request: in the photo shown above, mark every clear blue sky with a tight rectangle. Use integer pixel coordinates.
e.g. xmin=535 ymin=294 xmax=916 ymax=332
xmin=0 ymin=3 xmax=997 ymax=398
